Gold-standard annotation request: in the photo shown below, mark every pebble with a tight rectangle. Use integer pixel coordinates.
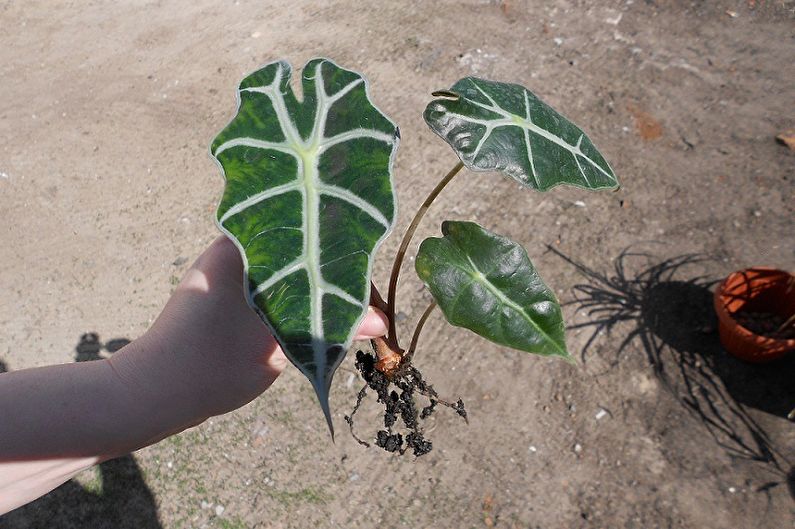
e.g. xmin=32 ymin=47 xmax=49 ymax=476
xmin=215 ymin=505 xmax=225 ymax=516
xmin=595 ymin=408 xmax=608 ymax=420
xmin=574 ymin=443 xmax=583 ymax=453
xmin=201 ymin=501 xmax=212 ymax=510
xmin=528 ymin=445 xmax=538 ymax=453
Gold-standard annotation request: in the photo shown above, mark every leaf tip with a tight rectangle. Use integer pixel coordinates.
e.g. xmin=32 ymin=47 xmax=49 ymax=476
xmin=315 ymin=386 xmax=336 ymax=440
xmin=557 ymin=348 xmax=576 ymax=365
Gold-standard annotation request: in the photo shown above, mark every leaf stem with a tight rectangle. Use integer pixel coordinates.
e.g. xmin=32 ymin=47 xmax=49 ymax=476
xmin=775 ymin=312 xmax=795 ymax=334
xmin=386 ymin=161 xmax=464 ymax=346
xmin=369 ymin=281 xmax=389 ymax=314
xmin=404 ymin=301 xmax=437 ymax=364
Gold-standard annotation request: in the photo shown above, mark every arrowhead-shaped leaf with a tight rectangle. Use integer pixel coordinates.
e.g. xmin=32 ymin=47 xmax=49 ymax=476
xmin=424 ymin=77 xmax=618 ymax=191
xmin=415 ymin=221 xmax=569 ymax=359
xmin=211 ymin=59 xmax=399 ymax=433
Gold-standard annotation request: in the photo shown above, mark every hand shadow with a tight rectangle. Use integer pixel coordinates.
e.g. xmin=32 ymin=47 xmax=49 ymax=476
xmin=0 ymin=334 xmax=162 ymax=529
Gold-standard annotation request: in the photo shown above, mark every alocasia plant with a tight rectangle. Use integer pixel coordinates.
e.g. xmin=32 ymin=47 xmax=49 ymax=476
xmin=211 ymin=58 xmax=618 ymax=452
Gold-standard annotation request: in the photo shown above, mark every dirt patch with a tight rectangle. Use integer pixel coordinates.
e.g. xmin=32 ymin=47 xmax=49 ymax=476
xmin=1 ymin=1 xmax=793 ymax=528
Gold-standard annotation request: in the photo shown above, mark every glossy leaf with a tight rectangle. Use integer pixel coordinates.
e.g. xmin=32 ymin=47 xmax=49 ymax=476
xmin=415 ymin=221 xmax=569 ymax=359
xmin=424 ymin=77 xmax=618 ymax=191
xmin=211 ymin=58 xmax=399 ymax=433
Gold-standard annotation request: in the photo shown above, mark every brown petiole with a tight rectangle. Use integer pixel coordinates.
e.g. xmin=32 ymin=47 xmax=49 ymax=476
xmin=372 ymin=161 xmax=464 ymax=375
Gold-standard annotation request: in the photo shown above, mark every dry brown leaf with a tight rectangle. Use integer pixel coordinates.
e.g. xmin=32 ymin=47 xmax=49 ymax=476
xmin=626 ymin=103 xmax=663 ymax=141
xmin=775 ymin=130 xmax=795 ymax=150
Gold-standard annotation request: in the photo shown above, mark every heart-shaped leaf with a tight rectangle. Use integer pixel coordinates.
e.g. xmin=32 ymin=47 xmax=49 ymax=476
xmin=415 ymin=221 xmax=568 ymax=359
xmin=424 ymin=77 xmax=618 ymax=191
xmin=211 ymin=59 xmax=399 ymax=433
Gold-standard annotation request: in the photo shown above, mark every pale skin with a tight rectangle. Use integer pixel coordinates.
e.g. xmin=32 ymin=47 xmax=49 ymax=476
xmin=0 ymin=236 xmax=389 ymax=514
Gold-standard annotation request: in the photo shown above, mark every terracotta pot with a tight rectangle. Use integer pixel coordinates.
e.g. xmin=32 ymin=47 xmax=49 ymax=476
xmin=713 ymin=267 xmax=795 ymax=362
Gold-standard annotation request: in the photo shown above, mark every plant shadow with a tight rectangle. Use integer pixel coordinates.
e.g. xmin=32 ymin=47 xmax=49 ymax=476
xmin=0 ymin=334 xmax=162 ymax=529
xmin=549 ymin=246 xmax=794 ymax=499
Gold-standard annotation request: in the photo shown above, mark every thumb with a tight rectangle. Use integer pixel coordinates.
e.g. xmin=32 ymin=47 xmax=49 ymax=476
xmin=354 ymin=307 xmax=389 ymax=340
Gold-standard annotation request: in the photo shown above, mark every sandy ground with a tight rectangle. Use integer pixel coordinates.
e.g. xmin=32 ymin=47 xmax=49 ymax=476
xmin=1 ymin=0 xmax=794 ymax=527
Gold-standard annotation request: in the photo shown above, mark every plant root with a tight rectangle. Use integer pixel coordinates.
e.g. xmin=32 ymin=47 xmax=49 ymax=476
xmin=344 ymin=349 xmax=467 ymax=457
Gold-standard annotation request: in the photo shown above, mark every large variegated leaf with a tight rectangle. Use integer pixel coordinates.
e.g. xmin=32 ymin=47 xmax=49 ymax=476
xmin=415 ymin=221 xmax=569 ymax=359
xmin=211 ymin=58 xmax=399 ymax=433
xmin=424 ymin=77 xmax=618 ymax=191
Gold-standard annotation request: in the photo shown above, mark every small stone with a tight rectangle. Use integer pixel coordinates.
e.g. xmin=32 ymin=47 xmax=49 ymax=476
xmin=595 ymin=409 xmax=608 ymax=420
xmin=528 ymin=445 xmax=537 ymax=453
xmin=574 ymin=443 xmax=583 ymax=453
xmin=215 ymin=505 xmax=225 ymax=516
xmin=201 ymin=501 xmax=212 ymax=510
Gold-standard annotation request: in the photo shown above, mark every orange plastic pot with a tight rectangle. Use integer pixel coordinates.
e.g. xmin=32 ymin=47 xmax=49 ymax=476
xmin=713 ymin=267 xmax=795 ymax=363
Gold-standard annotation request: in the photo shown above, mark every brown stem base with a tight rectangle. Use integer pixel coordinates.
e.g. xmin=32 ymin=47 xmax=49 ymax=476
xmin=372 ymin=336 xmax=403 ymax=377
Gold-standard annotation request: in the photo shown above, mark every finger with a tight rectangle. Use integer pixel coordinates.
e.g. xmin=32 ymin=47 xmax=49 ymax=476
xmin=261 ymin=346 xmax=289 ymax=380
xmin=354 ymin=307 xmax=389 ymax=339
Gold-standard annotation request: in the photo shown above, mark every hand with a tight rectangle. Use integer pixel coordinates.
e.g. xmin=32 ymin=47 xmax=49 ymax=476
xmin=110 ymin=236 xmax=388 ymax=435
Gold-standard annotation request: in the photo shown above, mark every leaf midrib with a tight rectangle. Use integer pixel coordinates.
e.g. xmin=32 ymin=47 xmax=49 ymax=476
xmin=461 ymin=255 xmax=565 ymax=356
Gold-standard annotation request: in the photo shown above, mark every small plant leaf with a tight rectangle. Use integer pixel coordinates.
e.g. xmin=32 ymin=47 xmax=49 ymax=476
xmin=415 ymin=221 xmax=569 ymax=359
xmin=211 ymin=59 xmax=399 ymax=433
xmin=424 ymin=77 xmax=618 ymax=191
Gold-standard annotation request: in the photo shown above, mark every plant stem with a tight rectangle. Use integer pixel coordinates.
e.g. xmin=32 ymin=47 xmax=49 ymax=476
xmin=386 ymin=161 xmax=464 ymax=346
xmin=775 ymin=312 xmax=795 ymax=334
xmin=369 ymin=281 xmax=388 ymax=314
xmin=404 ymin=301 xmax=437 ymax=364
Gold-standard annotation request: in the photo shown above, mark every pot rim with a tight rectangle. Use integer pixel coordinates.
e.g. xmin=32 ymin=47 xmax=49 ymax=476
xmin=713 ymin=267 xmax=795 ymax=348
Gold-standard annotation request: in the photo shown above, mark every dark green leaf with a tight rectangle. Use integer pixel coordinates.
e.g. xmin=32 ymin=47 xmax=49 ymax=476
xmin=211 ymin=59 xmax=399 ymax=433
xmin=424 ymin=77 xmax=618 ymax=191
xmin=415 ymin=221 xmax=569 ymax=359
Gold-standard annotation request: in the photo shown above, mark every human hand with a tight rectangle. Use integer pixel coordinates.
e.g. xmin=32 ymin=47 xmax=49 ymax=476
xmin=0 ymin=236 xmax=389 ymax=511
xmin=110 ymin=236 xmax=388 ymax=439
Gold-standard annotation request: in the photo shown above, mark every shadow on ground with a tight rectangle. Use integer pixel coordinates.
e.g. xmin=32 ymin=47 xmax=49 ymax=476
xmin=0 ymin=334 xmax=162 ymax=529
xmin=550 ymin=246 xmax=795 ymax=500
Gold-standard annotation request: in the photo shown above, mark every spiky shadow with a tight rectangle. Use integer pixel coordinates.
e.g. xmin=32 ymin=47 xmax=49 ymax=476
xmin=550 ymin=245 xmax=794 ymax=499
